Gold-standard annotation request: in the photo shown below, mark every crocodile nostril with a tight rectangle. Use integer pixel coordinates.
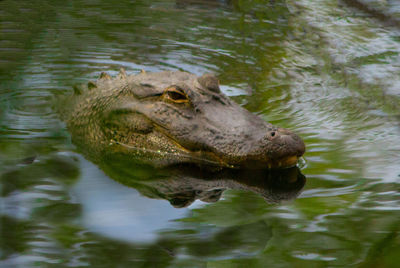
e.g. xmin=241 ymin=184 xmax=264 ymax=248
xmin=266 ymin=131 xmax=278 ymax=141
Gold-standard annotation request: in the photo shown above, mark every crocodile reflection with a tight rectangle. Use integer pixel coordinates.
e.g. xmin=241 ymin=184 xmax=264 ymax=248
xmin=99 ymin=155 xmax=306 ymax=208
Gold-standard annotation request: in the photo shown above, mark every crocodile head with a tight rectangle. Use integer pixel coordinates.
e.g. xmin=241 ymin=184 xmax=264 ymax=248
xmin=63 ymin=70 xmax=305 ymax=169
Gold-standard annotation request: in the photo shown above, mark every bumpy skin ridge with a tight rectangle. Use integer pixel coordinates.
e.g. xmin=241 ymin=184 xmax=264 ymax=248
xmin=61 ymin=70 xmax=305 ymax=169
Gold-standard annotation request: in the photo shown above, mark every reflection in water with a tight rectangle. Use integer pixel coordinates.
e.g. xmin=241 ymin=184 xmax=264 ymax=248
xmin=73 ymin=156 xmax=188 ymax=243
xmin=98 ymin=157 xmax=306 ymax=208
xmin=74 ymin=155 xmax=305 ymax=243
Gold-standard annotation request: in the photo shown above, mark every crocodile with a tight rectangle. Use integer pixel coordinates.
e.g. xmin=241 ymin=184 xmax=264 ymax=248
xmin=60 ymin=69 xmax=305 ymax=169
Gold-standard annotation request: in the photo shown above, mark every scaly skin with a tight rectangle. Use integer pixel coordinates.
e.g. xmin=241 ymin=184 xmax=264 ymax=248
xmin=60 ymin=69 xmax=305 ymax=169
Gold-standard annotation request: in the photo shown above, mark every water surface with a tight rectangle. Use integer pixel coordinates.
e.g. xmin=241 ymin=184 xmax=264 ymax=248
xmin=1 ymin=0 xmax=400 ymax=267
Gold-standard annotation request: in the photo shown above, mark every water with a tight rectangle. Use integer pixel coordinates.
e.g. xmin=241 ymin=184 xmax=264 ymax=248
xmin=1 ymin=0 xmax=400 ymax=267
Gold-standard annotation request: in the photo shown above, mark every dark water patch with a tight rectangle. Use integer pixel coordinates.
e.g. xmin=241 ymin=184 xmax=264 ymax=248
xmin=341 ymin=0 xmax=400 ymax=28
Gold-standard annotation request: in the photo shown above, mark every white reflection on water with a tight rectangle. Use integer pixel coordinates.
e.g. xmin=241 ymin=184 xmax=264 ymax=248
xmin=72 ymin=156 xmax=188 ymax=243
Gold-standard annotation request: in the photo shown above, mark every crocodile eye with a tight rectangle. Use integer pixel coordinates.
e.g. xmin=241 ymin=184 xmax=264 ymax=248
xmin=164 ymin=87 xmax=189 ymax=103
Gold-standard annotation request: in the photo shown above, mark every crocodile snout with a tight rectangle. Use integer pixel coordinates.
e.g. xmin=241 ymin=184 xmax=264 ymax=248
xmin=262 ymin=128 xmax=305 ymax=168
xmin=267 ymin=128 xmax=305 ymax=156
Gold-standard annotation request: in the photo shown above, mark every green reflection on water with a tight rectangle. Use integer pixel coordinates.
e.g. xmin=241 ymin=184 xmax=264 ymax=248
xmin=1 ymin=0 xmax=400 ymax=267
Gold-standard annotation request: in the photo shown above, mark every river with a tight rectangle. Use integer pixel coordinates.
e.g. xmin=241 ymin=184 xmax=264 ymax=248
xmin=1 ymin=0 xmax=399 ymax=267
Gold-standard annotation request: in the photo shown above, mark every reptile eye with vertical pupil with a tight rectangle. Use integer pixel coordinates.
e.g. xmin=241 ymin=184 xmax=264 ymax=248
xmin=164 ymin=87 xmax=189 ymax=103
